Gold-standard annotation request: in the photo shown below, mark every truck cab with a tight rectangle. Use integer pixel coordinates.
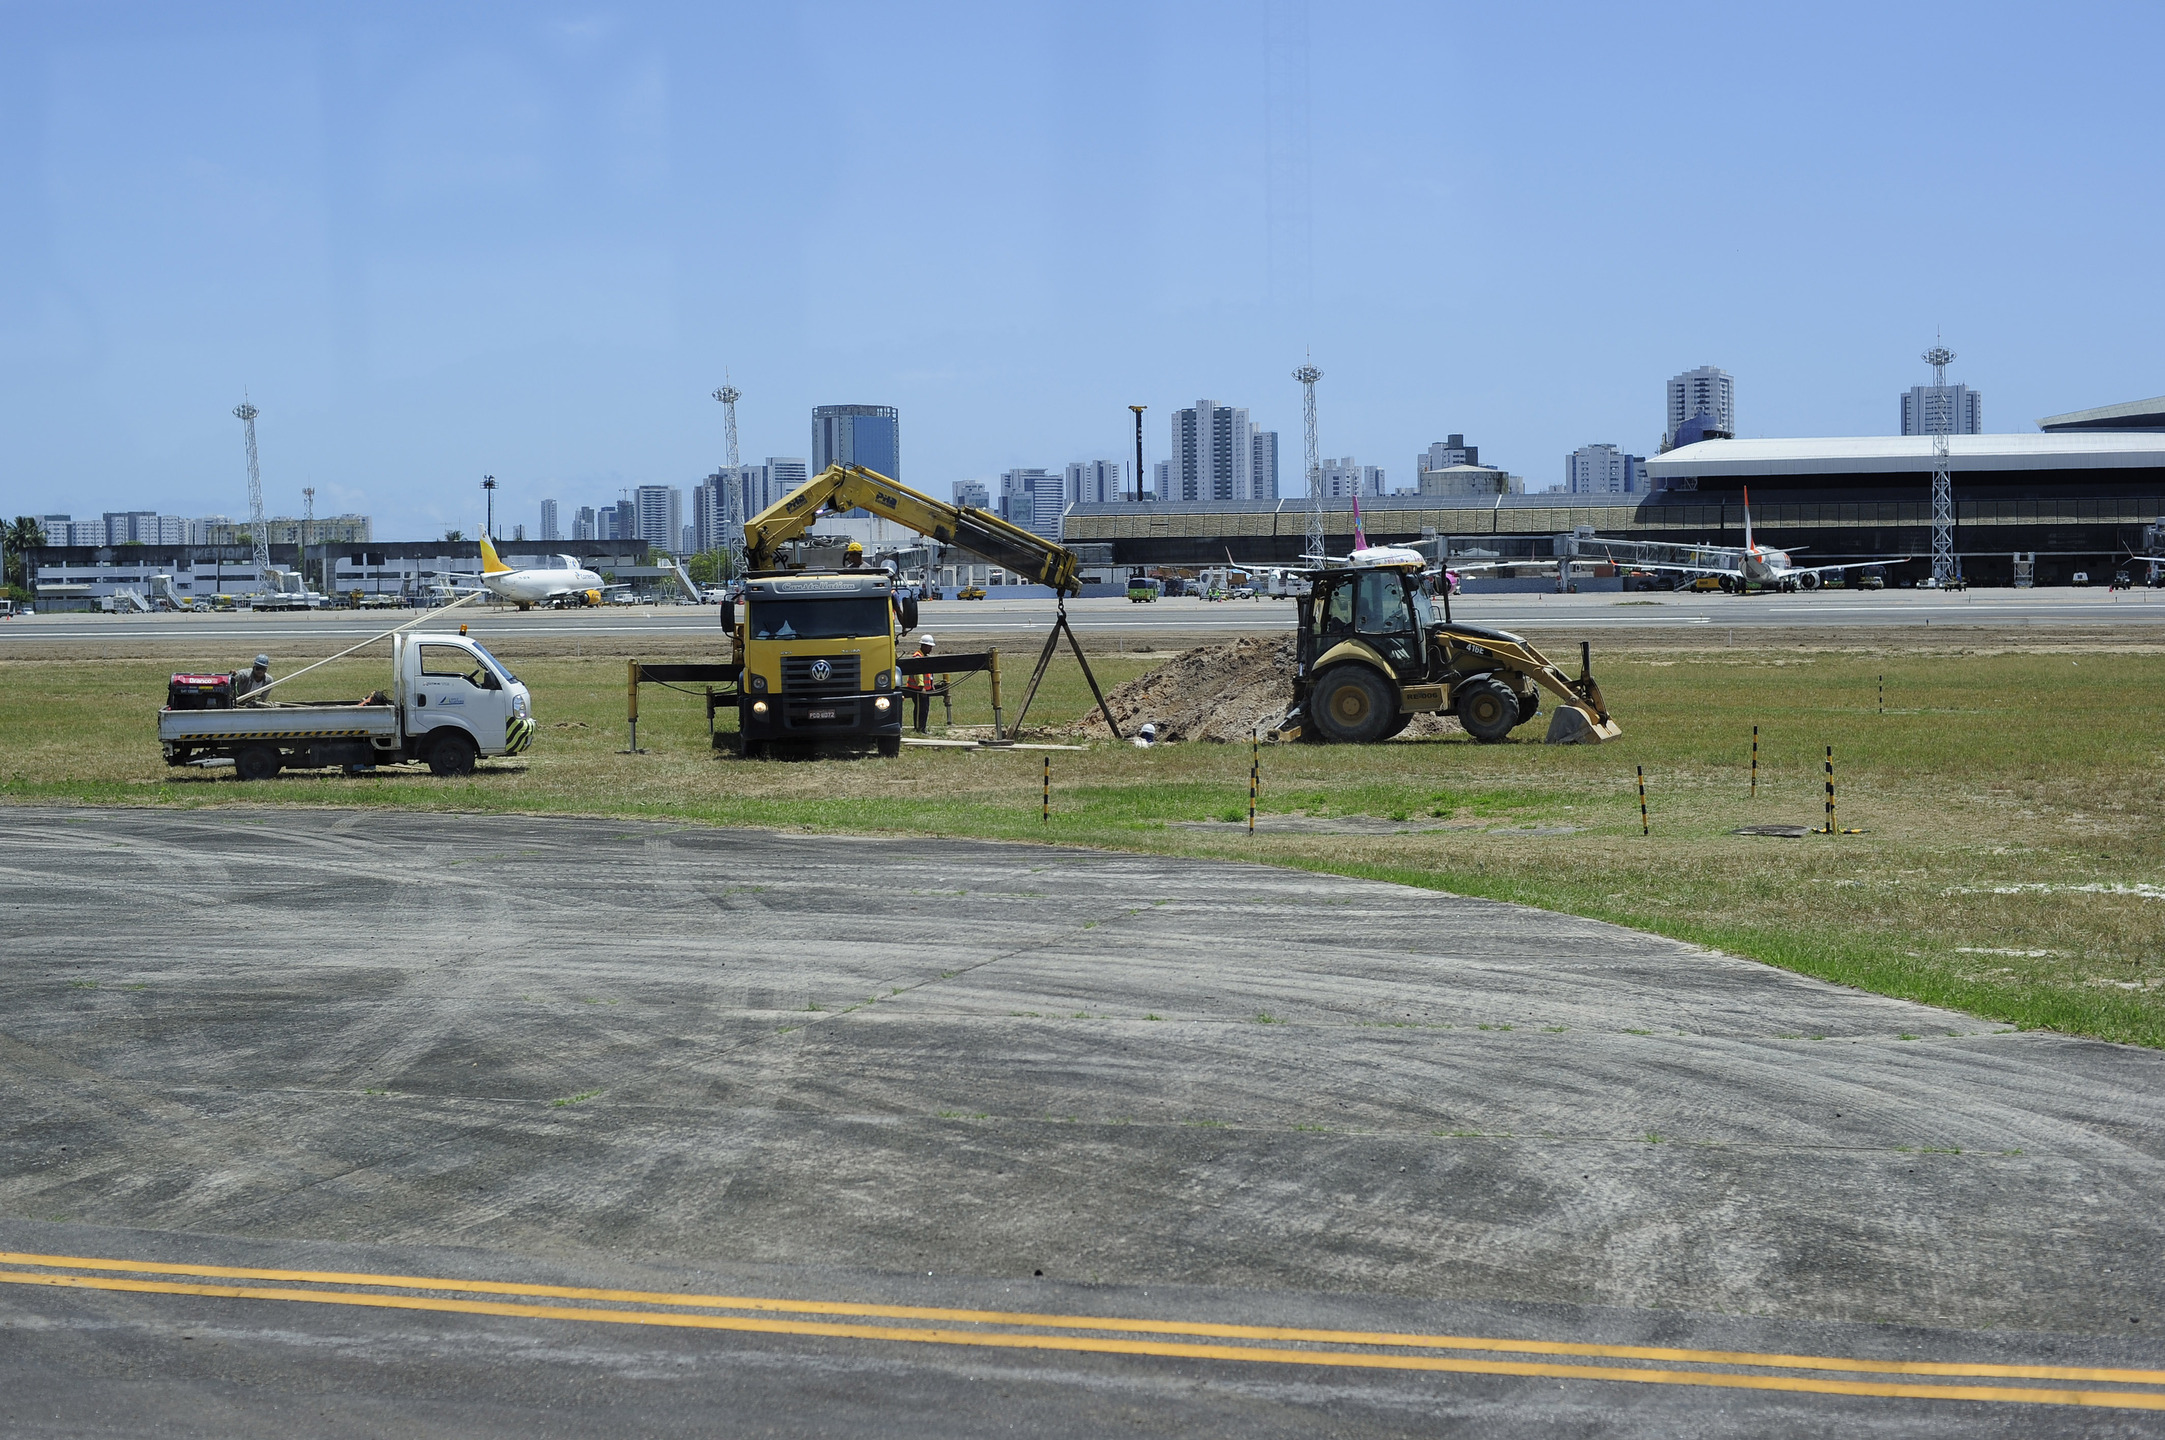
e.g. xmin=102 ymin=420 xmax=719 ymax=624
xmin=394 ymin=633 xmax=533 ymax=764
xmin=726 ymin=572 xmax=917 ymax=758
xmin=1290 ymin=558 xmax=1618 ymax=746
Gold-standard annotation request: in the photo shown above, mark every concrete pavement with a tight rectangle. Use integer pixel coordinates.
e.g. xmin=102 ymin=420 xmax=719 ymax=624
xmin=2 ymin=807 xmax=2161 ymax=1434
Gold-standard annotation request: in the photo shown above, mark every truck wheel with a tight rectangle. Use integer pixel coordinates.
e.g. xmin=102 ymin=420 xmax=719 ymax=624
xmin=1379 ymin=712 xmax=1411 ymax=740
xmin=234 ymin=745 xmax=282 ymax=781
xmin=427 ymin=731 xmax=478 ymax=776
xmin=1459 ymin=678 xmax=1521 ymax=744
xmin=1309 ymin=665 xmax=1395 ymax=744
xmin=877 ymin=735 xmax=902 ymax=757
xmin=741 ymin=738 xmax=767 ymax=760
xmin=1514 ymin=686 xmax=1541 ymax=725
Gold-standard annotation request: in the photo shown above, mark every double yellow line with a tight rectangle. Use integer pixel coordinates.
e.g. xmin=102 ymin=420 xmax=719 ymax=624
xmin=4 ymin=1250 xmax=2160 ymax=1411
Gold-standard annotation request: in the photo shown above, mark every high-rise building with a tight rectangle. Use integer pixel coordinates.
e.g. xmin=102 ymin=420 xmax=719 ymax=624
xmin=1165 ymin=400 xmax=1269 ymax=502
xmin=1564 ymin=444 xmax=1647 ymax=495
xmin=812 ymin=405 xmax=900 ymax=479
xmin=103 ymin=511 xmax=159 ymax=545
xmin=634 ymin=486 xmax=682 ymax=551
xmin=1665 ymin=366 xmax=1736 ymax=450
xmin=1152 ymin=461 xmax=1170 ymax=499
xmin=539 ymin=499 xmax=560 ymax=541
xmin=612 ymin=498 xmax=636 ymax=544
xmin=573 ymin=506 xmax=597 ymax=541
xmin=953 ymin=479 xmax=991 ymax=510
xmin=1064 ymin=460 xmax=1126 ymax=505
xmin=999 ymin=469 xmax=1064 ymax=540
xmin=513 ymin=524 xmax=527 ymax=542
xmin=1318 ymin=457 xmax=1385 ymax=498
xmin=39 ymin=514 xmax=70 ymax=544
xmin=1418 ymin=435 xmax=1479 ymax=474
xmin=1901 ymin=384 xmax=1983 ymax=436
xmin=1252 ymin=431 xmax=1280 ymax=499
xmin=1419 ymin=465 xmax=1523 ymax=497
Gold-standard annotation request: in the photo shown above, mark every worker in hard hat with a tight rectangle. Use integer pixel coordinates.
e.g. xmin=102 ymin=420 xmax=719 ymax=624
xmin=1131 ymin=722 xmax=1157 ymax=748
xmin=844 ymin=540 xmax=867 ymax=568
xmin=235 ymin=653 xmax=272 ymax=704
xmin=904 ymin=632 xmax=937 ymax=733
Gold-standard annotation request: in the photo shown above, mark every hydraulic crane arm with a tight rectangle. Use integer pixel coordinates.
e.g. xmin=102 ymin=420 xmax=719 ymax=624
xmin=743 ymin=464 xmax=1081 ymax=595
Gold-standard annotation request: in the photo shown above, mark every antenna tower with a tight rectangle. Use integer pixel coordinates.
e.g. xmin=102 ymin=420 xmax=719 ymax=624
xmin=232 ymin=399 xmax=271 ymax=580
xmin=713 ymin=382 xmax=746 ymax=579
xmin=1923 ymin=339 xmax=1957 ymax=584
xmin=1293 ymin=363 xmax=1323 ymax=561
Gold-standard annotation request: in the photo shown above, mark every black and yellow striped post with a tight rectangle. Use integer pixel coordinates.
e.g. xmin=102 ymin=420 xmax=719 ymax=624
xmin=1249 ymin=735 xmax=1259 ymax=834
xmin=1822 ymin=745 xmax=1836 ymax=834
xmin=1750 ymin=725 xmax=1759 ymax=798
xmin=1878 ymin=674 xmax=1884 ymax=715
xmin=1637 ymin=765 xmax=1649 ymax=836
xmin=1042 ymin=753 xmax=1051 ymax=823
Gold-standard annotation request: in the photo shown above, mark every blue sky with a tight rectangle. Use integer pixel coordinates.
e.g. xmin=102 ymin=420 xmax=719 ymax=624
xmin=3 ymin=1 xmax=2159 ymax=538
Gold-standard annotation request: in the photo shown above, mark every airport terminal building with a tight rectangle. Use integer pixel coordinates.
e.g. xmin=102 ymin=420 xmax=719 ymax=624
xmin=1065 ymin=431 xmax=2165 ymax=586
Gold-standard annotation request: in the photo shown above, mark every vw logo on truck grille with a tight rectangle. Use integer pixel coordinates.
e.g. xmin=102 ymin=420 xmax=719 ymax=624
xmin=809 ymin=658 xmax=832 ymax=682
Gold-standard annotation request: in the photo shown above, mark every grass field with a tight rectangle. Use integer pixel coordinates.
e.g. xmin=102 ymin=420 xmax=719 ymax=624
xmin=3 ymin=633 xmax=2160 ymax=1046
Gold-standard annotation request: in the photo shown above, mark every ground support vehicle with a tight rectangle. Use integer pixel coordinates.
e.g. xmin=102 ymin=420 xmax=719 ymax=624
xmin=726 ymin=571 xmax=913 ymax=758
xmin=1127 ymin=578 xmax=1160 ymax=603
xmin=158 ymin=632 xmax=534 ymax=779
xmin=1281 ymin=555 xmax=1619 ymax=746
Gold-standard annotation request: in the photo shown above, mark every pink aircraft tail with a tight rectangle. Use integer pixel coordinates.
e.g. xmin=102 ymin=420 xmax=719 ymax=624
xmin=1351 ymin=490 xmax=1369 ymax=551
xmin=1743 ymin=485 xmax=1755 ymax=553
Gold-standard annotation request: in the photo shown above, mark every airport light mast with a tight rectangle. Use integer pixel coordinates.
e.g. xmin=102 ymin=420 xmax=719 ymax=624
xmin=1924 ymin=341 xmax=1957 ymax=585
xmin=1294 ymin=362 xmax=1323 ymax=562
xmin=713 ymin=382 xmax=746 ymax=581
xmin=482 ymin=475 xmax=497 ymax=540
xmin=1129 ymin=405 xmax=1146 ymax=504
xmin=233 ymin=398 xmax=271 ymax=582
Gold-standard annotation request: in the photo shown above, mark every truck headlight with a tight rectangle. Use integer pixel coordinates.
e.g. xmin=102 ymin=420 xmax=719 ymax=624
xmin=751 ymin=700 xmax=768 ymax=715
xmin=874 ymin=696 xmax=891 ymax=711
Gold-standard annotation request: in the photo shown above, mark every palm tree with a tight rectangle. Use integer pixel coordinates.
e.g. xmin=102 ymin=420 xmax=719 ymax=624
xmin=4 ymin=516 xmax=47 ymax=590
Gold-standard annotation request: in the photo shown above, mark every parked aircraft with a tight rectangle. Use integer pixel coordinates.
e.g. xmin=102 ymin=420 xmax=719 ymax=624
xmin=451 ymin=538 xmax=626 ymax=609
xmin=1571 ymin=488 xmax=1903 ymax=592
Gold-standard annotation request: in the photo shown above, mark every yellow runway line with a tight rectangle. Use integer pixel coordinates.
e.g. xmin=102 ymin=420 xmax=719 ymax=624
xmin=2 ymin=1256 xmax=2161 ymax=1410
xmin=4 ymin=1270 xmax=2163 ymax=1411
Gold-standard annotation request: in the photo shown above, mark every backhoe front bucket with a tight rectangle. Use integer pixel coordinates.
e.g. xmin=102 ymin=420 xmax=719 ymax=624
xmin=1545 ymin=704 xmax=1621 ymax=744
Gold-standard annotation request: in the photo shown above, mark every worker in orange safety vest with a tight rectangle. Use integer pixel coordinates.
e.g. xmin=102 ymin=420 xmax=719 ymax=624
xmin=904 ymin=632 xmax=938 ymax=733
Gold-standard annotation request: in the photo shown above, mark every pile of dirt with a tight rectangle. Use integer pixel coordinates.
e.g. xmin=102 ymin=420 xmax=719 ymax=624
xmin=1076 ymin=634 xmax=1461 ymax=742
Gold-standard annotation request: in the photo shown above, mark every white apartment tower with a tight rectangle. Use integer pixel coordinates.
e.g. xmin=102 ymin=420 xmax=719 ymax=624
xmin=1064 ymin=460 xmax=1126 ymax=505
xmin=1000 ymin=469 xmax=1064 ymax=541
xmin=1165 ymin=400 xmax=1271 ymax=502
xmin=1665 ymin=366 xmax=1736 ymax=449
xmin=539 ymin=499 xmax=560 ymax=542
xmin=1318 ymin=457 xmax=1385 ymax=498
xmin=634 ymin=485 xmax=683 ymax=552
xmin=1564 ymin=444 xmax=1647 ymax=495
xmin=1901 ymin=385 xmax=1983 ymax=436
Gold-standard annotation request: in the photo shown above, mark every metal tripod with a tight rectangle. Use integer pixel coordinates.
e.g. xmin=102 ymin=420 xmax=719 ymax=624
xmin=1002 ymin=597 xmax=1122 ymax=741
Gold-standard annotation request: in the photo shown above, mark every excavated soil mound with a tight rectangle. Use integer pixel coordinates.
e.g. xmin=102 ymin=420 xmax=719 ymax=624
xmin=1077 ymin=634 xmax=1462 ymax=742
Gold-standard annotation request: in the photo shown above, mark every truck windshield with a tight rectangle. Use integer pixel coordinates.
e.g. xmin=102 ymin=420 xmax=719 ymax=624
xmin=469 ymin=641 xmax=517 ymax=684
xmin=749 ymin=598 xmax=890 ymax=641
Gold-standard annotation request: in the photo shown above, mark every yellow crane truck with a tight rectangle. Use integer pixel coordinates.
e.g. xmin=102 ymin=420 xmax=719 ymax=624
xmin=716 ymin=464 xmax=1112 ymax=757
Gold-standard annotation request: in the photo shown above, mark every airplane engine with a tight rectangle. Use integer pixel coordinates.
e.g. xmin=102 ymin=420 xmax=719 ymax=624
xmin=586 ymin=589 xmax=601 ymax=605
xmin=1799 ymin=572 xmax=1820 ymax=590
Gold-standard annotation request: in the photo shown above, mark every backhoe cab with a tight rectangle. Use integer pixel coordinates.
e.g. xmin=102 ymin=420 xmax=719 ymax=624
xmin=1286 ymin=557 xmax=1620 ymax=745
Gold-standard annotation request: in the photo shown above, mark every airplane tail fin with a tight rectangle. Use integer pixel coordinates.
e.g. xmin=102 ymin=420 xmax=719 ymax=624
xmin=1742 ymin=486 xmax=1754 ymax=552
xmin=479 ymin=535 xmax=512 ymax=575
xmin=1351 ymin=491 xmax=1369 ymax=551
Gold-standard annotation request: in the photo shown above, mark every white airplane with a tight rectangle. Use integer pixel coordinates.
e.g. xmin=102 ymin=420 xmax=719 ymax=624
xmin=1575 ymin=487 xmax=1904 ymax=592
xmin=453 ymin=537 xmax=627 ymax=610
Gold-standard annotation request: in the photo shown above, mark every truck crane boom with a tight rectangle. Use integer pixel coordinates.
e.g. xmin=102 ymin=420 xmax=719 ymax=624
xmin=744 ymin=464 xmax=1080 ymax=594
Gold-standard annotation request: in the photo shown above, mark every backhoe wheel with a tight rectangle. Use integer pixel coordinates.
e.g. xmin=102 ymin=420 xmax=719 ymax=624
xmin=234 ymin=745 xmax=281 ymax=782
xmin=1514 ymin=686 xmax=1540 ymax=726
xmin=1378 ymin=712 xmax=1411 ymax=741
xmin=427 ymin=731 xmax=478 ymax=777
xmin=1309 ymin=665 xmax=1395 ymax=744
xmin=1458 ymin=677 xmax=1521 ymax=744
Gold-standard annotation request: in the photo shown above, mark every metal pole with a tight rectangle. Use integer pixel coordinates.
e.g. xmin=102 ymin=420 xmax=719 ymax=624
xmin=1250 ymin=735 xmax=1259 ymax=833
xmin=1750 ymin=725 xmax=1758 ymax=797
xmin=1042 ymin=753 xmax=1050 ymax=823
xmin=1130 ymin=405 xmax=1146 ymax=504
xmin=483 ymin=475 xmax=496 ymax=540
xmin=1637 ymin=765 xmax=1649 ymax=836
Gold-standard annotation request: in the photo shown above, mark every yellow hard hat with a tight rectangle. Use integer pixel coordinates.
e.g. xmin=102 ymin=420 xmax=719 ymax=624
xmin=846 ymin=539 xmax=864 ymax=553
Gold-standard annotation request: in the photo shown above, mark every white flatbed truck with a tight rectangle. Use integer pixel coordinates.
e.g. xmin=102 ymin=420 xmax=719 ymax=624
xmin=159 ymin=632 xmax=535 ymax=780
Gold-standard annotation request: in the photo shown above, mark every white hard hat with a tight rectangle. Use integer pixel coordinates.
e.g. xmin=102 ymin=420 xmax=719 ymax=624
xmin=1138 ymin=722 xmax=1156 ymax=738
xmin=919 ymin=633 xmax=936 ymax=647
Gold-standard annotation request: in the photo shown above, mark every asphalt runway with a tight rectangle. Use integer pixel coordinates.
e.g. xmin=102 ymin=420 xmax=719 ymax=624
xmin=3 ymin=808 xmax=2162 ymax=1436
xmin=5 ymin=585 xmax=2165 ymax=651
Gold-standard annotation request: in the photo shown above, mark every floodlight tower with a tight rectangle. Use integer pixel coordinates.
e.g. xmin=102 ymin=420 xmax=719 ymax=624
xmin=1923 ymin=340 xmax=1957 ymax=584
xmin=482 ymin=475 xmax=497 ymax=540
xmin=1293 ymin=363 xmax=1323 ymax=561
xmin=302 ymin=486 xmax=317 ymax=591
xmin=713 ymin=382 xmax=746 ymax=580
xmin=1129 ymin=405 xmax=1146 ymax=504
xmin=233 ymin=399 xmax=271 ymax=580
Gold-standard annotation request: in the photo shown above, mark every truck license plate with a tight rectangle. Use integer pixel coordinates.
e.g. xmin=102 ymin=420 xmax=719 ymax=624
xmin=807 ymin=708 xmax=836 ymax=720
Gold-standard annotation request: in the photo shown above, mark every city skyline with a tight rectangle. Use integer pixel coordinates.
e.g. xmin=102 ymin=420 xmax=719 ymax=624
xmin=3 ymin=4 xmax=2158 ymax=537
